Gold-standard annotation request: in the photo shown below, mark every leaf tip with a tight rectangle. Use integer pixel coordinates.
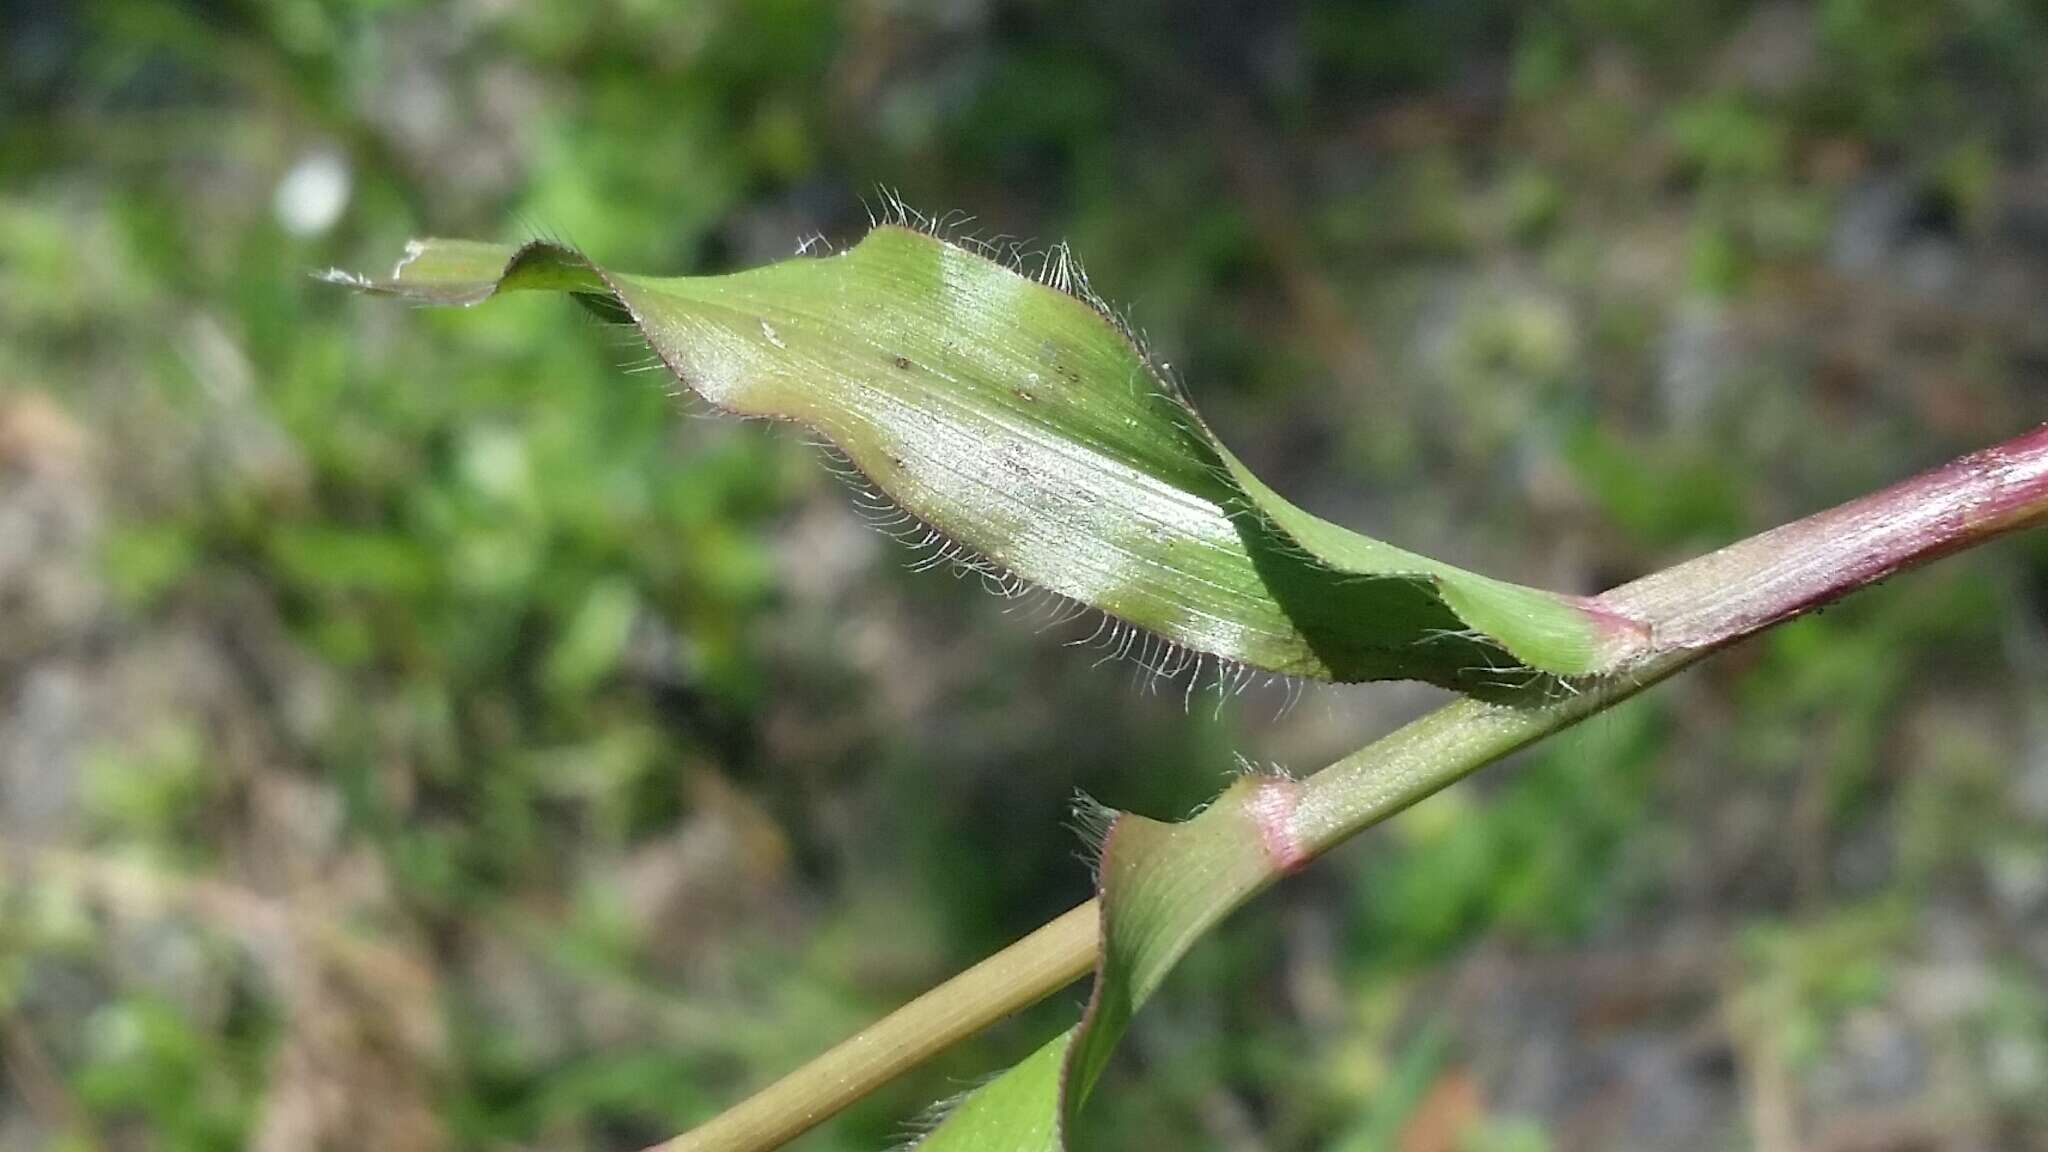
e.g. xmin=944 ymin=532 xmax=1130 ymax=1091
xmin=313 ymin=266 xmax=373 ymax=290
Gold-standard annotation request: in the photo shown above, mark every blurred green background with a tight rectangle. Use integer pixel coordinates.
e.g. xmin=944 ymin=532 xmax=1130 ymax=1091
xmin=4 ymin=2 xmax=2047 ymax=1150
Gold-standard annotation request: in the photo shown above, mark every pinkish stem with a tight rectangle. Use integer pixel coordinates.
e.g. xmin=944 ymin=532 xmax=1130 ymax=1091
xmin=1603 ymin=422 xmax=2048 ymax=655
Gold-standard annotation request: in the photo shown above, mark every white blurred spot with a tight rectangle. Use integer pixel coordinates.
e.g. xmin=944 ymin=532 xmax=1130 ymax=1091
xmin=273 ymin=151 xmax=352 ymax=237
xmin=460 ymin=426 xmax=533 ymax=505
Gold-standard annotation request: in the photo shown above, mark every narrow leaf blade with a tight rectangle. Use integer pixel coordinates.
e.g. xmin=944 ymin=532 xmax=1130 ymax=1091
xmin=333 ymin=227 xmax=1645 ymax=692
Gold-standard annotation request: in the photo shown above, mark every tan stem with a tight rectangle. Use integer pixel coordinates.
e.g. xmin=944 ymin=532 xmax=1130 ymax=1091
xmin=650 ymin=902 xmax=1100 ymax=1152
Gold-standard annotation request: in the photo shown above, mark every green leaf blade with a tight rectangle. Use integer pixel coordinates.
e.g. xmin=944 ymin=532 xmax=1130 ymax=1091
xmin=332 ymin=225 xmax=1646 ymax=692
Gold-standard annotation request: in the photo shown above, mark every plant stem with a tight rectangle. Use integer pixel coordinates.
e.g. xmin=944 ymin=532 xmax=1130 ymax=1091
xmin=656 ymin=422 xmax=2048 ymax=1152
xmin=1289 ymin=420 xmax=2048 ymax=862
xmin=653 ymin=903 xmax=1100 ymax=1152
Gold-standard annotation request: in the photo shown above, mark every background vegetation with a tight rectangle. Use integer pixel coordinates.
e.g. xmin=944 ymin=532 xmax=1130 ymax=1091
xmin=3 ymin=2 xmax=2046 ymax=1149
